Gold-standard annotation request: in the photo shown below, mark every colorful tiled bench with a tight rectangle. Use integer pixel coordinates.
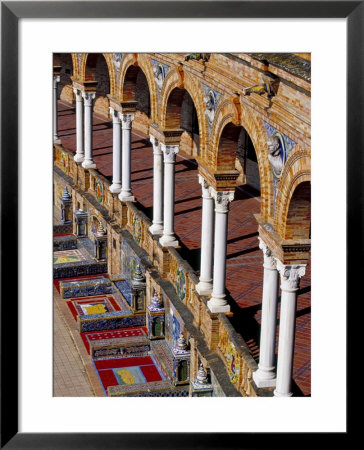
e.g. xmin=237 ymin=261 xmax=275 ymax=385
xmin=78 ymin=311 xmax=146 ymax=333
xmin=59 ymin=277 xmax=112 ymax=299
xmin=90 ymin=335 xmax=150 ymax=360
xmin=107 ymin=380 xmax=190 ymax=397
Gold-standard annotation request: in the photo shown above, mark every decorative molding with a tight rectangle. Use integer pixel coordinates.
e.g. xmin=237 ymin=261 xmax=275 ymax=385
xmin=282 ymin=244 xmax=311 ymax=253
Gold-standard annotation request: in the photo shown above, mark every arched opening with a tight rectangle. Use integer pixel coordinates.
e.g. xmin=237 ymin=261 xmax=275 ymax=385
xmin=54 ymin=53 xmax=74 ymax=105
xmin=285 ymin=181 xmax=311 ymax=240
xmin=85 ymin=53 xmax=110 ymax=118
xmin=218 ymin=123 xmax=261 ymax=192
xmin=165 ymin=87 xmax=200 ymax=156
xmin=236 ymin=128 xmax=261 ymax=192
xmin=123 ymin=65 xmax=151 ymax=134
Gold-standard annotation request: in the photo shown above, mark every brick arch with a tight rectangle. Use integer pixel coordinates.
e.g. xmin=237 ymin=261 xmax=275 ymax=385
xmin=78 ymin=53 xmax=115 ymax=96
xmin=211 ymin=98 xmax=273 ymax=221
xmin=159 ymin=67 xmax=208 ymax=154
xmin=56 ymin=53 xmax=75 ymax=105
xmin=117 ymin=54 xmax=157 ymax=122
xmin=71 ymin=54 xmax=80 ymax=78
xmin=274 ymin=146 xmax=311 ymax=238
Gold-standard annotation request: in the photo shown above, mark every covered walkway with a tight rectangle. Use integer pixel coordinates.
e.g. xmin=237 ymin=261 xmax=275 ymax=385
xmin=57 ymin=100 xmax=311 ymax=396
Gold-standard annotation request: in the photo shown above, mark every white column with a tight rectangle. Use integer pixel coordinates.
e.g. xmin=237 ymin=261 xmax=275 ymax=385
xmin=53 ymin=75 xmax=61 ymax=144
xmin=73 ymin=88 xmax=84 ymax=162
xmin=81 ymin=91 xmax=96 ymax=169
xmin=149 ymin=136 xmax=164 ymax=235
xmin=159 ymin=144 xmax=179 ymax=247
xmin=253 ymin=238 xmax=279 ymax=388
xmin=207 ymin=189 xmax=234 ymax=313
xmin=274 ymin=261 xmax=306 ymax=397
xmin=196 ymin=175 xmax=214 ymax=295
xmin=109 ymin=107 xmax=122 ymax=193
xmin=118 ymin=113 xmax=135 ymax=201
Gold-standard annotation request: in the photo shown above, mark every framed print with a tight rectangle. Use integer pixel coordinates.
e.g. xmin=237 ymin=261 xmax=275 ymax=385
xmin=1 ymin=1 xmax=357 ymax=448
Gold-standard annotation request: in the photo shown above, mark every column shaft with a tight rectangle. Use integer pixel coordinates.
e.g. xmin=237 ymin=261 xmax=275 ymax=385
xmin=196 ymin=175 xmax=214 ymax=295
xmin=253 ymin=238 xmax=279 ymax=387
xmin=207 ymin=190 xmax=234 ymax=313
xmin=81 ymin=92 xmax=96 ymax=169
xmin=274 ymin=262 xmax=306 ymax=397
xmin=109 ymin=108 xmax=122 ymax=193
xmin=159 ymin=145 xmax=179 ymax=247
xmin=73 ymin=89 xmax=84 ymax=162
xmin=149 ymin=136 xmax=164 ymax=235
xmin=53 ymin=76 xmax=60 ymax=143
xmin=118 ymin=113 xmax=135 ymax=201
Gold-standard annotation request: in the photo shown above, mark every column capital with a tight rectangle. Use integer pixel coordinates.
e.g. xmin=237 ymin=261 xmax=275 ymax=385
xmin=150 ymin=135 xmax=163 ymax=155
xmin=258 ymin=237 xmax=276 ymax=270
xmin=110 ymin=107 xmax=121 ymax=123
xmin=276 ymin=260 xmax=306 ymax=292
xmin=198 ymin=174 xmax=212 ymax=199
xmin=82 ymin=91 xmax=96 ymax=105
xmin=73 ymin=87 xmax=83 ymax=100
xmin=210 ymin=189 xmax=234 ymax=213
xmin=161 ymin=144 xmax=179 ymax=163
xmin=120 ymin=112 xmax=134 ymax=129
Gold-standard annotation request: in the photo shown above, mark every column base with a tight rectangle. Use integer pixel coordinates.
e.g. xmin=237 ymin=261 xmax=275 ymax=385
xmin=109 ymin=183 xmax=122 ymax=194
xmin=195 ymin=280 xmax=213 ymax=296
xmin=207 ymin=298 xmax=230 ymax=313
xmin=273 ymin=389 xmax=293 ymax=398
xmin=118 ymin=192 xmax=135 ymax=202
xmin=253 ymin=369 xmax=277 ymax=388
xmin=159 ymin=235 xmax=179 ymax=248
xmin=82 ymin=160 xmax=96 ymax=169
xmin=53 ymin=138 xmax=61 ymax=144
xmin=149 ymin=223 xmax=164 ymax=235
xmin=74 ymin=154 xmax=85 ymax=163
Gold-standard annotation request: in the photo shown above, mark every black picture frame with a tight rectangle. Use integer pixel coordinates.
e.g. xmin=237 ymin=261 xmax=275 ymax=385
xmin=1 ymin=1 xmax=356 ymax=448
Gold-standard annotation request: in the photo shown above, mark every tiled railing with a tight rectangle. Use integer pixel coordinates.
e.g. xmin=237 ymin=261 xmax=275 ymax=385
xmin=217 ymin=313 xmax=258 ymax=396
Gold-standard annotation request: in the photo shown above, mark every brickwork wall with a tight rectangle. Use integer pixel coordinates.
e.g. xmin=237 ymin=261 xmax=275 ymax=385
xmin=284 ymin=181 xmax=311 ymax=240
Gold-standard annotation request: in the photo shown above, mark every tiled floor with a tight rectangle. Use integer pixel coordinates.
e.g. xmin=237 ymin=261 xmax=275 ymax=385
xmin=57 ymin=100 xmax=311 ymax=396
xmin=53 ymin=301 xmax=95 ymax=397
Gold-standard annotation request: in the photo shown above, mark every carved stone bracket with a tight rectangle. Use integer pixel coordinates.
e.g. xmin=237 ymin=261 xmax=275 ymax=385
xmin=242 ymin=74 xmax=280 ymax=99
xmin=275 ymin=259 xmax=306 ymax=292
